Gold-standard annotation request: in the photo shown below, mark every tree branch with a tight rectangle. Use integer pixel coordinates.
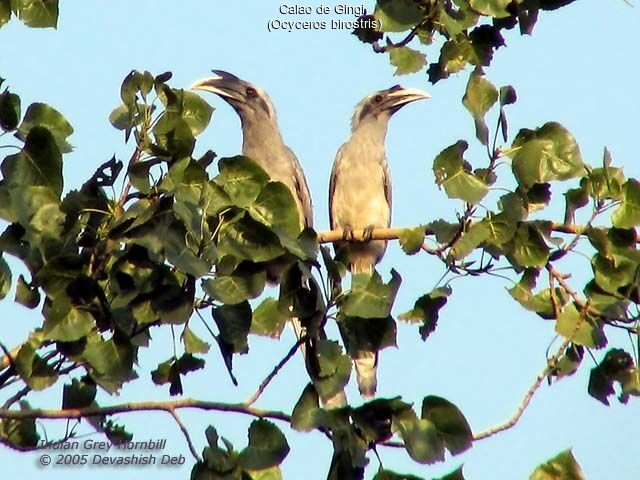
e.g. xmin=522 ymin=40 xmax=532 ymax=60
xmin=316 ymin=222 xmax=604 ymax=245
xmin=168 ymin=408 xmax=200 ymax=462
xmin=473 ymin=338 xmax=571 ymax=441
xmin=0 ymin=398 xmax=291 ymax=423
xmin=244 ymin=336 xmax=306 ymax=407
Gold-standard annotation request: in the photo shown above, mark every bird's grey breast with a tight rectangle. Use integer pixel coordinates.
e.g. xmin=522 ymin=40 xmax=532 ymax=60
xmin=330 ymin=133 xmax=391 ymax=231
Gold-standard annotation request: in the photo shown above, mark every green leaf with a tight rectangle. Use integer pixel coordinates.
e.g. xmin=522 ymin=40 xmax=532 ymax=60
xmin=398 ymin=226 xmax=426 ymax=255
xmin=291 ymin=384 xmax=326 ymax=432
xmin=203 ymin=265 xmax=266 ymax=305
xmin=341 ymin=270 xmax=401 ymax=319
xmin=251 ymin=298 xmax=287 ymax=338
xmin=399 ymin=286 xmax=452 ymax=341
xmin=450 ymin=221 xmax=490 ymax=260
xmin=156 ymin=89 xmax=213 ymax=137
xmin=555 ymin=303 xmax=606 ymax=349
xmin=313 ymin=340 xmax=352 ymax=403
xmin=14 ymin=274 xmax=40 ymax=308
xmin=427 ymin=220 xmax=458 ymax=244
xmin=375 ymin=0 xmax=423 ymax=32
xmin=462 ymin=73 xmax=498 ymax=146
xmin=0 ymin=403 xmax=39 ymax=449
xmin=17 ymin=103 xmax=73 ymax=152
xmin=14 ymin=332 xmax=58 ymax=391
xmin=81 ymin=335 xmax=136 ymax=394
xmin=611 ymin=179 xmax=640 ymax=228
xmin=1 ymin=127 xmax=63 ymax=223
xmin=212 ymin=301 xmax=252 ymax=354
xmin=14 ymin=0 xmax=59 ymax=28
xmin=245 ymin=467 xmax=283 ymax=480
xmin=499 ymin=86 xmax=517 ymax=106
xmin=508 ymin=223 xmax=550 ymax=267
xmin=469 ymin=0 xmax=513 ymax=18
xmin=0 ymin=0 xmax=11 ymax=27
xmin=248 ymin=181 xmax=301 ymax=237
xmin=587 ymin=348 xmax=634 ymax=405
xmin=163 ymin=220 xmax=211 ymax=278
xmin=389 ymin=46 xmax=427 ymax=75
xmin=0 ymin=255 xmax=10 ymax=300
xmin=353 ymin=397 xmax=411 ymax=444
xmin=182 ymin=327 xmax=210 ymax=355
xmin=393 ymin=410 xmax=444 ymax=464
xmin=508 ymin=269 xmax=567 ymax=319
xmin=62 ymin=378 xmax=97 ymax=409
xmin=216 ymin=156 xmax=270 ymax=207
xmin=43 ymin=302 xmax=95 ymax=342
xmin=433 ymin=141 xmax=489 ymax=204
xmin=510 ymin=122 xmax=585 ymax=189
xmin=238 ymin=419 xmax=290 ymax=470
xmin=217 ymin=216 xmax=285 ymax=262
xmin=529 ymin=449 xmax=585 ymax=480
xmin=374 ymin=469 xmax=424 ymax=480
xmin=421 ymin=396 xmax=472 ymax=455
xmin=435 ymin=467 xmax=465 ymax=480
xmin=0 ymin=89 xmax=20 ymax=131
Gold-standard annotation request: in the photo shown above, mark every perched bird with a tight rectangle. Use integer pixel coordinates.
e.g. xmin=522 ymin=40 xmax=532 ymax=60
xmin=329 ymin=85 xmax=429 ymax=397
xmin=190 ymin=71 xmax=345 ymax=407
xmin=190 ymin=70 xmax=312 ymax=230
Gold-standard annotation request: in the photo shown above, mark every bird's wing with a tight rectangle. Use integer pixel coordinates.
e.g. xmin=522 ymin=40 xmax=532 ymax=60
xmin=328 ymin=144 xmax=346 ymax=230
xmin=382 ymin=155 xmax=392 ymax=226
xmin=286 ymin=146 xmax=314 ymax=229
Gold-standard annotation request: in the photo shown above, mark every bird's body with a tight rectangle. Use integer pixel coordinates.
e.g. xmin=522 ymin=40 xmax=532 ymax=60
xmin=329 ymin=85 xmax=429 ymax=397
xmin=330 ymin=121 xmax=392 ymax=274
xmin=191 ymin=71 xmax=345 ymax=408
xmin=239 ymin=110 xmax=313 ymax=230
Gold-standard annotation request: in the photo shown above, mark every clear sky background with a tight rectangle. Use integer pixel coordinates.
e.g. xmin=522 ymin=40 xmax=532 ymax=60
xmin=0 ymin=1 xmax=638 ymax=479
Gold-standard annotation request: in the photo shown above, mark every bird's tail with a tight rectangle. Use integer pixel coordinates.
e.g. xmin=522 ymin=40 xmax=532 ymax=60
xmin=351 ymin=254 xmax=375 ymax=276
xmin=354 ymin=351 xmax=377 ymax=399
xmin=290 ymin=316 xmax=347 ymax=409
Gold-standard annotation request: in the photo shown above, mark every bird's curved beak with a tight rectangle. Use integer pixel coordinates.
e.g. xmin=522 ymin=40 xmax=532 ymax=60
xmin=386 ymin=87 xmax=430 ymax=110
xmin=189 ymin=70 xmax=244 ymax=103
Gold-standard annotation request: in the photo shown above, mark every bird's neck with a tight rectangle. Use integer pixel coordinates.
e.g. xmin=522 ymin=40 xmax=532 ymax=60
xmin=351 ymin=119 xmax=389 ymax=145
xmin=241 ymin=118 xmax=284 ymax=148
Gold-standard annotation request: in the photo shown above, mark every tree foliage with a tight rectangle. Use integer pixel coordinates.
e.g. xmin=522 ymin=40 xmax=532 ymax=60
xmin=0 ymin=1 xmax=637 ymax=479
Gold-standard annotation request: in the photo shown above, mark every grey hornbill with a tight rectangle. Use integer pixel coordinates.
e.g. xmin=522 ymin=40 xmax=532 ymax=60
xmin=190 ymin=70 xmax=346 ymax=407
xmin=329 ymin=85 xmax=429 ymax=398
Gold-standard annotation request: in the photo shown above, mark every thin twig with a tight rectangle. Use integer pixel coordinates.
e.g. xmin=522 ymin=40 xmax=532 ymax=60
xmin=0 ymin=343 xmax=20 ymax=372
xmin=244 ymin=336 xmax=307 ymax=407
xmin=372 ymin=25 xmax=420 ymax=53
xmin=168 ymin=408 xmax=200 ymax=462
xmin=473 ymin=338 xmax=571 ymax=440
xmin=2 ymin=386 xmax=29 ymax=409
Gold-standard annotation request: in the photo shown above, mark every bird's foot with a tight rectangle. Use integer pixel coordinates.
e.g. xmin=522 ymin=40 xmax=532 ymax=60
xmin=342 ymin=225 xmax=354 ymax=241
xmin=363 ymin=225 xmax=375 ymax=242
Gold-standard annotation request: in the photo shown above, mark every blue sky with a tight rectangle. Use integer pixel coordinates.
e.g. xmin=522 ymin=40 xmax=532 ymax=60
xmin=0 ymin=1 xmax=638 ymax=479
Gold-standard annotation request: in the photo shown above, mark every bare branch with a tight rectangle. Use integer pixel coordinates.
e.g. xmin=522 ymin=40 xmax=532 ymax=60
xmin=473 ymin=338 xmax=571 ymax=440
xmin=244 ymin=336 xmax=306 ymax=407
xmin=168 ymin=408 xmax=200 ymax=462
xmin=0 ymin=344 xmax=20 ymax=372
xmin=0 ymin=398 xmax=292 ymax=424
xmin=316 ymin=222 xmax=616 ymax=245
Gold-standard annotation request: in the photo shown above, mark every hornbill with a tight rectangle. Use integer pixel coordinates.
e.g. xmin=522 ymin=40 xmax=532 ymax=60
xmin=329 ymin=85 xmax=429 ymax=398
xmin=190 ymin=70 xmax=345 ymax=407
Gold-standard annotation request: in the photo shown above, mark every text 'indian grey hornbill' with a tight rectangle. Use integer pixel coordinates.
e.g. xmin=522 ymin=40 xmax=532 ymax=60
xmin=190 ymin=71 xmax=346 ymax=407
xmin=329 ymin=85 xmax=429 ymax=398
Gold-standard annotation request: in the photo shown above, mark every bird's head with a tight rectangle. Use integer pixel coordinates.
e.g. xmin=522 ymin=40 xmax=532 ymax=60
xmin=351 ymin=85 xmax=429 ymax=131
xmin=190 ymin=70 xmax=277 ymax=123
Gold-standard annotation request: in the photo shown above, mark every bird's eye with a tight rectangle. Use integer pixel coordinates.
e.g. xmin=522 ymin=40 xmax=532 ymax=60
xmin=246 ymin=87 xmax=258 ymax=98
xmin=374 ymin=94 xmax=383 ymax=103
